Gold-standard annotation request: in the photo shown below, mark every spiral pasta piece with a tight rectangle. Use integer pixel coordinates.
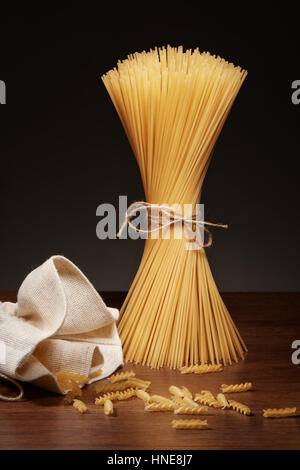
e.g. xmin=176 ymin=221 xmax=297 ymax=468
xmin=172 ymin=419 xmax=208 ymax=429
xmin=73 ymin=399 xmax=87 ymax=414
xmin=172 ymin=397 xmax=185 ymax=408
xmin=169 ymin=385 xmax=185 ymax=398
xmin=228 ymin=399 xmax=251 ymax=415
xmin=200 ymin=390 xmax=215 ymax=399
xmin=194 ymin=391 xmax=222 ymax=408
xmin=109 ymin=371 xmax=136 ymax=383
xmin=169 ymin=386 xmax=194 ymax=403
xmin=150 ymin=395 xmax=174 ymax=406
xmin=136 ymin=389 xmax=151 ymax=403
xmin=95 ymin=388 xmax=136 ymax=405
xmin=221 ymin=382 xmax=252 ymax=393
xmin=104 ymin=399 xmax=114 ymax=416
xmin=181 ymin=386 xmax=193 ymax=399
xmin=263 ymin=407 xmax=296 ymax=418
xmin=125 ymin=378 xmax=151 ymax=390
xmin=95 ymin=381 xmax=129 ymax=394
xmin=180 ymin=364 xmax=223 ymax=374
xmin=182 ymin=396 xmax=200 ymax=408
xmin=145 ymin=402 xmax=175 ymax=411
xmin=174 ymin=406 xmax=208 ymax=415
xmin=216 ymin=393 xmax=230 ymax=409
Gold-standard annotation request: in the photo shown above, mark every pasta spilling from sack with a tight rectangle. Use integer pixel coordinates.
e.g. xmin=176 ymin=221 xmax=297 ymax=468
xmin=102 ymin=45 xmax=247 ymax=368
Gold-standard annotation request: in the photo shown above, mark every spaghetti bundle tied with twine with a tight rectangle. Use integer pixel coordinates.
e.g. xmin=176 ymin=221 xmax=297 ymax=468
xmin=117 ymin=201 xmax=228 ymax=250
xmin=102 ymin=45 xmax=248 ymax=368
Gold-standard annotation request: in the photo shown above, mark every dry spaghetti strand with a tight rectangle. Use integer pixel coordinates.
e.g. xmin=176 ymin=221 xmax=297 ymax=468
xmin=102 ymin=46 xmax=248 ymax=368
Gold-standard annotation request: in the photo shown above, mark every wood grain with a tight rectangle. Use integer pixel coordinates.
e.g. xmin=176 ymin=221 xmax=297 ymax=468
xmin=0 ymin=292 xmax=299 ymax=450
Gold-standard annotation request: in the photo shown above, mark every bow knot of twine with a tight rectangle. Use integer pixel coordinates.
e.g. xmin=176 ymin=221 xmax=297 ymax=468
xmin=117 ymin=201 xmax=228 ymax=250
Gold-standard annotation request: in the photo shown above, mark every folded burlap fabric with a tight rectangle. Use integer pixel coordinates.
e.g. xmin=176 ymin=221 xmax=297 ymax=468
xmin=0 ymin=255 xmax=123 ymax=395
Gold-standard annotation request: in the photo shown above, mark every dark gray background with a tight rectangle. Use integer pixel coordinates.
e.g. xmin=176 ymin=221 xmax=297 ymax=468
xmin=0 ymin=5 xmax=299 ymax=292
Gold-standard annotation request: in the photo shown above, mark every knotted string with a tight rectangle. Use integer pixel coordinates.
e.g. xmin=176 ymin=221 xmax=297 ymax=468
xmin=117 ymin=201 xmax=228 ymax=249
xmin=0 ymin=372 xmax=24 ymax=401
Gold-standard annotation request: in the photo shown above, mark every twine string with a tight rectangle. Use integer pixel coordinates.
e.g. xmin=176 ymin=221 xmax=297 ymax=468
xmin=0 ymin=372 xmax=24 ymax=401
xmin=117 ymin=201 xmax=228 ymax=249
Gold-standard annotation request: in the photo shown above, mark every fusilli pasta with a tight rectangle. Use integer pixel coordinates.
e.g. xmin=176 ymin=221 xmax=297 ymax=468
xmin=174 ymin=406 xmax=208 ymax=415
xmin=136 ymin=389 xmax=151 ymax=402
xmin=181 ymin=386 xmax=193 ymax=399
xmin=172 ymin=419 xmax=208 ymax=429
xmin=73 ymin=399 xmax=87 ymax=414
xmin=109 ymin=371 xmax=136 ymax=383
xmin=221 ymin=382 xmax=252 ymax=393
xmin=125 ymin=378 xmax=151 ymax=390
xmin=172 ymin=397 xmax=185 ymax=408
xmin=95 ymin=381 xmax=129 ymax=394
xmin=263 ymin=408 xmax=296 ymax=418
xmin=228 ymin=399 xmax=251 ymax=415
xmin=180 ymin=364 xmax=223 ymax=374
xmin=150 ymin=395 xmax=174 ymax=406
xmin=169 ymin=385 xmax=185 ymax=398
xmin=104 ymin=399 xmax=114 ymax=416
xmin=145 ymin=403 xmax=175 ymax=411
xmin=216 ymin=393 xmax=230 ymax=409
xmin=95 ymin=388 xmax=136 ymax=405
xmin=182 ymin=396 xmax=200 ymax=408
xmin=194 ymin=391 xmax=222 ymax=408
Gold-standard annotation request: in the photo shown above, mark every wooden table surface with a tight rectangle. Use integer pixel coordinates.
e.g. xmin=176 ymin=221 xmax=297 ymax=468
xmin=0 ymin=292 xmax=299 ymax=450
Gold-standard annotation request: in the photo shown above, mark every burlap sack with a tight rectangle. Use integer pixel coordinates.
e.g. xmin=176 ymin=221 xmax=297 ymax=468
xmin=0 ymin=255 xmax=123 ymax=394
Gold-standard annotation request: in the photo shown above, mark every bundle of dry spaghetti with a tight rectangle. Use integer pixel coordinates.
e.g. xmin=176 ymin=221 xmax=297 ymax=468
xmin=102 ymin=46 xmax=247 ymax=368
